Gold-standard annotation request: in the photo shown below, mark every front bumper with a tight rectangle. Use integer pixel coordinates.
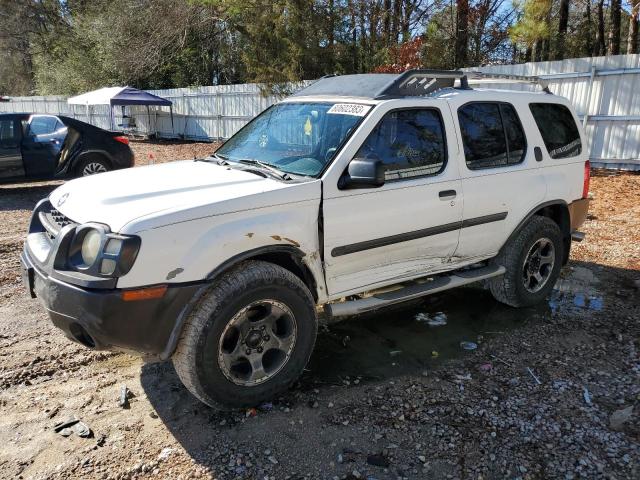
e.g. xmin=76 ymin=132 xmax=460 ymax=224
xmin=21 ymin=248 xmax=201 ymax=357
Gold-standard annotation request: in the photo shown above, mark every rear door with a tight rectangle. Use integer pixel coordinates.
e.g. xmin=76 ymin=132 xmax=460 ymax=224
xmin=21 ymin=115 xmax=67 ymax=177
xmin=0 ymin=117 xmax=25 ymax=179
xmin=450 ymin=96 xmax=546 ymax=261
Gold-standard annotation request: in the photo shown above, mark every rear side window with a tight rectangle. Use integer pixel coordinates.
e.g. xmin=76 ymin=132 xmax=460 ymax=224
xmin=356 ymin=108 xmax=446 ymax=181
xmin=529 ymin=103 xmax=582 ymax=159
xmin=458 ymin=102 xmax=526 ymax=170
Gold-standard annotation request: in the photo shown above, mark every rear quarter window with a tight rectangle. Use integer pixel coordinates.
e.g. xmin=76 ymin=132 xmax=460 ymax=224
xmin=529 ymin=103 xmax=582 ymax=159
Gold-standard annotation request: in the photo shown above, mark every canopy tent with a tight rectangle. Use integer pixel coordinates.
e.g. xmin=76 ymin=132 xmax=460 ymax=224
xmin=67 ymin=86 xmax=174 ymax=135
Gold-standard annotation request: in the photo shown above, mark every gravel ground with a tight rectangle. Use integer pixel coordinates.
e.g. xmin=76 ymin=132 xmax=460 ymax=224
xmin=0 ymin=152 xmax=638 ymax=479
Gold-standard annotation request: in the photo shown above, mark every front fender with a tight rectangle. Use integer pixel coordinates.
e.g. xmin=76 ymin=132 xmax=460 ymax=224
xmin=116 ymin=199 xmax=325 ymax=298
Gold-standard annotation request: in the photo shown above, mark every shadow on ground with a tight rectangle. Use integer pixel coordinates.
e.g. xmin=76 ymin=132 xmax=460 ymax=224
xmin=139 ymin=259 xmax=638 ymax=469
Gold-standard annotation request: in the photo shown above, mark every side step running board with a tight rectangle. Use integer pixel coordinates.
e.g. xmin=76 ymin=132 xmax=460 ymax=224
xmin=325 ymin=264 xmax=506 ymax=318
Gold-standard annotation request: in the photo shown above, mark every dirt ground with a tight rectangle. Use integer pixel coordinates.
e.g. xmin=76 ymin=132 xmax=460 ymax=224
xmin=0 ymin=144 xmax=638 ymax=480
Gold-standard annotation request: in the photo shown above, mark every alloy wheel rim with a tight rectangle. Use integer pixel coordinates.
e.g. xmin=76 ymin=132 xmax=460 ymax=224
xmin=218 ymin=299 xmax=297 ymax=387
xmin=82 ymin=162 xmax=107 ymax=176
xmin=522 ymin=237 xmax=555 ymax=293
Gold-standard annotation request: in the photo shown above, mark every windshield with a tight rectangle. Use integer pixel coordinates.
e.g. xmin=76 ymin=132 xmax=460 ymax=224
xmin=216 ymin=102 xmax=370 ymax=177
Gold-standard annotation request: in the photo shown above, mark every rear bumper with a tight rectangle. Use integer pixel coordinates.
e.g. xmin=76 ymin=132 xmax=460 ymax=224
xmin=21 ymin=248 xmax=200 ymax=357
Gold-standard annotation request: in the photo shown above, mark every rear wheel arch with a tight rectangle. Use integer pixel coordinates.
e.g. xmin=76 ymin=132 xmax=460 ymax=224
xmin=502 ymin=200 xmax=571 ymax=265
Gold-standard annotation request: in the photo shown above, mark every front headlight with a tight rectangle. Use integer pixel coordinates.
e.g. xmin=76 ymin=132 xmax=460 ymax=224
xmin=81 ymin=229 xmax=102 ymax=266
xmin=67 ymin=224 xmax=140 ymax=278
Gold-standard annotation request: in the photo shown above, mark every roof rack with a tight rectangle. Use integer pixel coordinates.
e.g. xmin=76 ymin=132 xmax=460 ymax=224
xmin=465 ymin=71 xmax=552 ymax=93
xmin=374 ymin=69 xmax=469 ymax=99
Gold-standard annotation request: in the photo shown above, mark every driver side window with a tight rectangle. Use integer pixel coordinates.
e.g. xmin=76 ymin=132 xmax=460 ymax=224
xmin=355 ymin=108 xmax=447 ymax=181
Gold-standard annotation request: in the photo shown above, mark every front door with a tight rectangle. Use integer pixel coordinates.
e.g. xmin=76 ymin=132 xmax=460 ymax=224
xmin=0 ymin=117 xmax=25 ymax=179
xmin=322 ymin=104 xmax=463 ymax=297
xmin=22 ymin=115 xmax=67 ymax=178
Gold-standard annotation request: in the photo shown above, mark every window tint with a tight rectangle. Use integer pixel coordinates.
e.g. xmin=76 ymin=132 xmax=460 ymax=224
xmin=458 ymin=102 xmax=526 ymax=169
xmin=29 ymin=116 xmax=59 ymax=136
xmin=355 ymin=109 xmax=446 ymax=181
xmin=0 ymin=120 xmax=16 ymax=143
xmin=529 ymin=103 xmax=582 ymax=159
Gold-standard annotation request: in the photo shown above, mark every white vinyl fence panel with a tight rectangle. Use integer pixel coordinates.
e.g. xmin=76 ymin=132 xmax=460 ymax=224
xmin=1 ymin=55 xmax=639 ymax=168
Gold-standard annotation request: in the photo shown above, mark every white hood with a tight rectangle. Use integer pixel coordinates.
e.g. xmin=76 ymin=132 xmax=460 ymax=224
xmin=49 ymin=161 xmax=319 ymax=233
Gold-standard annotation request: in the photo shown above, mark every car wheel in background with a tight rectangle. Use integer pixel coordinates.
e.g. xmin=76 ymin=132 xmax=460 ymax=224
xmin=76 ymin=155 xmax=111 ymax=177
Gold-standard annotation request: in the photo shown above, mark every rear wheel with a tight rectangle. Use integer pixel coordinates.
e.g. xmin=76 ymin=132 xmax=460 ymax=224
xmin=76 ymin=155 xmax=110 ymax=177
xmin=489 ymin=216 xmax=563 ymax=307
xmin=172 ymin=261 xmax=317 ymax=408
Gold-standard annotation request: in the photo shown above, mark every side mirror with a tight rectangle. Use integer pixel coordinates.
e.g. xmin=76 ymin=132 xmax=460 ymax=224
xmin=338 ymin=157 xmax=385 ymax=190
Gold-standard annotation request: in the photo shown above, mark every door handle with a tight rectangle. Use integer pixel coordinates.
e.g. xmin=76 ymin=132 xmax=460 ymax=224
xmin=439 ymin=189 xmax=457 ymax=200
xmin=534 ymin=146 xmax=543 ymax=162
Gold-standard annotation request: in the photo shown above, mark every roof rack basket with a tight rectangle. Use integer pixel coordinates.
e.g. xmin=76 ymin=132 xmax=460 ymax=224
xmin=465 ymin=71 xmax=551 ymax=93
xmin=373 ymin=69 xmax=552 ymax=98
xmin=374 ymin=69 xmax=469 ymax=99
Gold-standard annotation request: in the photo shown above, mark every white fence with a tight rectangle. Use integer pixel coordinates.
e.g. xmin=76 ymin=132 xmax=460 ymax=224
xmin=1 ymin=54 xmax=639 ymax=168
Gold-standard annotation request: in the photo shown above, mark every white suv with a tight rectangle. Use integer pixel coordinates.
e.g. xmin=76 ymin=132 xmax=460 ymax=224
xmin=21 ymin=70 xmax=590 ymax=408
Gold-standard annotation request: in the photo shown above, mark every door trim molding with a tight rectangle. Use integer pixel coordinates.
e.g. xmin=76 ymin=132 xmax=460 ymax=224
xmin=331 ymin=211 xmax=507 ymax=257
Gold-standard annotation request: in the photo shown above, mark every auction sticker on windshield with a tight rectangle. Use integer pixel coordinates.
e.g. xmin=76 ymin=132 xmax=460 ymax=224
xmin=327 ymin=104 xmax=372 ymax=116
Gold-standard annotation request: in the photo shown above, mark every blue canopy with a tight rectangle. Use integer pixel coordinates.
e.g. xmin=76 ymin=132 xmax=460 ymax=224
xmin=68 ymin=86 xmax=174 ymax=134
xmin=110 ymin=87 xmax=172 ymax=107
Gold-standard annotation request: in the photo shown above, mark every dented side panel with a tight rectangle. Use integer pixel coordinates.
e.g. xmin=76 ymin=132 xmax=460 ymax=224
xmin=117 ymin=188 xmax=327 ymax=302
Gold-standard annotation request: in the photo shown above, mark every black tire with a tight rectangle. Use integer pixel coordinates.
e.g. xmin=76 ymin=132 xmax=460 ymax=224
xmin=489 ymin=216 xmax=563 ymax=307
xmin=172 ymin=261 xmax=317 ymax=408
xmin=75 ymin=155 xmax=111 ymax=177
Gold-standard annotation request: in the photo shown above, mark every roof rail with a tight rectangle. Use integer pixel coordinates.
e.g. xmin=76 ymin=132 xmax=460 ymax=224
xmin=374 ymin=69 xmax=469 ymax=99
xmin=465 ymin=71 xmax=552 ymax=93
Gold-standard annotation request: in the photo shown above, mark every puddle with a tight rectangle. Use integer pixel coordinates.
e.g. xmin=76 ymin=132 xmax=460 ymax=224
xmin=549 ymin=266 xmax=604 ymax=314
xmin=304 ymin=286 xmax=544 ymax=385
xmin=304 ymin=265 xmax=604 ymax=386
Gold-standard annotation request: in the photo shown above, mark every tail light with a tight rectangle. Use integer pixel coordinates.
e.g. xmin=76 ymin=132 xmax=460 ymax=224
xmin=113 ymin=135 xmax=129 ymax=145
xmin=582 ymin=160 xmax=590 ymax=199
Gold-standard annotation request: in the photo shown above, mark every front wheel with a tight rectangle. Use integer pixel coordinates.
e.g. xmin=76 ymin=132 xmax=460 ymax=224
xmin=489 ymin=216 xmax=563 ymax=307
xmin=172 ymin=261 xmax=317 ymax=408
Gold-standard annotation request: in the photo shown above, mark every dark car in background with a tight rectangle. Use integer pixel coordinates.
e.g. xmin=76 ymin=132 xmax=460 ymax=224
xmin=0 ymin=113 xmax=134 ymax=182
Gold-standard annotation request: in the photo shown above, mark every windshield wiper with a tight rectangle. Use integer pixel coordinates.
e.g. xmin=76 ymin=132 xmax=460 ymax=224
xmin=196 ymin=152 xmax=229 ymax=165
xmin=237 ymin=159 xmax=292 ymax=181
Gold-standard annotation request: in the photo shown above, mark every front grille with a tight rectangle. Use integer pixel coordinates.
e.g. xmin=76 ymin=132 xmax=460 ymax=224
xmin=39 ymin=205 xmax=77 ymax=241
xmin=50 ymin=208 xmax=74 ymax=230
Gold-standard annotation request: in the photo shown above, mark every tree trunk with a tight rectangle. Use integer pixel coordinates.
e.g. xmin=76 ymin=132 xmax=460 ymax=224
xmin=555 ymin=0 xmax=570 ymax=60
xmin=584 ymin=1 xmax=593 ymax=56
xmin=608 ymin=0 xmax=621 ymax=55
xmin=628 ymin=0 xmax=639 ymax=54
xmin=383 ymin=0 xmax=391 ymax=45
xmin=594 ymin=0 xmax=606 ymax=56
xmin=455 ymin=0 xmax=469 ymax=67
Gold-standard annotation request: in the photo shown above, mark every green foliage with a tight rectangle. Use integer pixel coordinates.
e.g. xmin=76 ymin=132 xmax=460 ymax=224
xmin=510 ymin=0 xmax=552 ymax=47
xmin=0 ymin=0 xmax=633 ymax=96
